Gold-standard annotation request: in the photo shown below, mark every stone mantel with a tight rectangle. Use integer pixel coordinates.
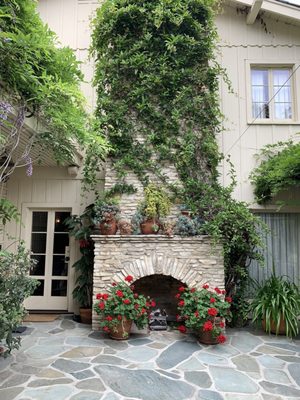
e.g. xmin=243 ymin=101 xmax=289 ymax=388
xmin=92 ymin=234 xmax=224 ymax=330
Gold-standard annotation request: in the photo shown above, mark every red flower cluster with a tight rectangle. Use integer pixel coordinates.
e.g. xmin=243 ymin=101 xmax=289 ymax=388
xmin=178 ymin=286 xmax=185 ymax=292
xmin=214 ymin=287 xmax=221 ymax=294
xmin=203 ymin=320 xmax=213 ymax=331
xmin=203 ymin=284 xmax=209 ymax=289
xmin=225 ymin=297 xmax=232 ymax=303
xmin=210 ymin=297 xmax=216 ymax=303
xmin=217 ymin=334 xmax=226 ymax=344
xmin=178 ymin=325 xmax=187 ymax=333
xmin=123 ymin=299 xmax=131 ymax=305
xmin=116 ymin=290 xmax=124 ymax=298
xmin=208 ymin=307 xmax=218 ymax=317
xmin=125 ymin=275 xmax=133 ymax=282
xmin=178 ymin=300 xmax=185 ymax=307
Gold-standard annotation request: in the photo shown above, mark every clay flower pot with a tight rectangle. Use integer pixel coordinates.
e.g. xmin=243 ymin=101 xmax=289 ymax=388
xmin=140 ymin=219 xmax=160 ymax=234
xmin=262 ymin=318 xmax=286 ymax=335
xmin=109 ymin=317 xmax=133 ymax=340
xmin=80 ymin=307 xmax=92 ymax=324
xmin=99 ymin=219 xmax=118 ymax=235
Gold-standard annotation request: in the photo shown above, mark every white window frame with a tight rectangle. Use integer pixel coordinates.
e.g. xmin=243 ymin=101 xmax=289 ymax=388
xmin=246 ymin=60 xmax=300 ymax=125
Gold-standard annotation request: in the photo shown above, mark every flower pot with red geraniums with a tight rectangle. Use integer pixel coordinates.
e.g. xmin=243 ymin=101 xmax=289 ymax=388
xmin=94 ymin=198 xmax=120 ymax=235
xmin=176 ymin=284 xmax=232 ymax=344
xmin=94 ymin=275 xmax=156 ymax=340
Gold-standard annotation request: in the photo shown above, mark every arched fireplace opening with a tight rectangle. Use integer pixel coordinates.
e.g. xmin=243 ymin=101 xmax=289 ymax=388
xmin=134 ymin=274 xmax=185 ymax=322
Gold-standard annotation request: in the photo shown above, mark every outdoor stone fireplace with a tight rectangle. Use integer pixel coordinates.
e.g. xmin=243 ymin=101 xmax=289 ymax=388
xmin=92 ymin=234 xmax=224 ymax=330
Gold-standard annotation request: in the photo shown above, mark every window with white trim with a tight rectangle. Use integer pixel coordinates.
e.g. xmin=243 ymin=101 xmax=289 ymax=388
xmin=251 ymin=67 xmax=293 ymax=120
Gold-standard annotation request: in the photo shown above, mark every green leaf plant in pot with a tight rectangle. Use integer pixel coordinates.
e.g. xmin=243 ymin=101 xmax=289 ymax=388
xmin=94 ymin=198 xmax=120 ymax=235
xmin=65 ymin=206 xmax=94 ymax=324
xmin=139 ymin=183 xmax=171 ymax=234
xmin=250 ymin=272 xmax=300 ymax=337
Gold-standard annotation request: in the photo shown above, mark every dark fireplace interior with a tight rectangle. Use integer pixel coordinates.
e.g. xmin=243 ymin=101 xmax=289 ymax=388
xmin=134 ymin=274 xmax=185 ymax=322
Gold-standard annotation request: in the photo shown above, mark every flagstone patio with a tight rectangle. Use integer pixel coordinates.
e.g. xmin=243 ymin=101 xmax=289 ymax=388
xmin=0 ymin=317 xmax=299 ymax=400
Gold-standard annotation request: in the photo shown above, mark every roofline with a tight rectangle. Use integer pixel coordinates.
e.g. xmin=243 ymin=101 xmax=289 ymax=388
xmin=225 ymin=0 xmax=300 ymax=24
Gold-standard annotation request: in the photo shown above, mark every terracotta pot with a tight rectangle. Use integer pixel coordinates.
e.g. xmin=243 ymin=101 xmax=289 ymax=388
xmin=197 ymin=319 xmax=223 ymax=345
xmin=80 ymin=307 xmax=92 ymax=324
xmin=99 ymin=219 xmax=118 ymax=235
xmin=262 ymin=317 xmax=286 ymax=335
xmin=109 ymin=317 xmax=132 ymax=340
xmin=140 ymin=219 xmax=160 ymax=234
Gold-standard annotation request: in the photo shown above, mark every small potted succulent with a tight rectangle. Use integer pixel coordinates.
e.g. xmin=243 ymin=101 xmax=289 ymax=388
xmin=177 ymin=284 xmax=232 ymax=344
xmin=118 ymin=218 xmax=133 ymax=235
xmin=139 ymin=183 xmax=171 ymax=234
xmin=250 ymin=272 xmax=300 ymax=337
xmin=94 ymin=275 xmax=156 ymax=339
xmin=94 ymin=198 xmax=120 ymax=235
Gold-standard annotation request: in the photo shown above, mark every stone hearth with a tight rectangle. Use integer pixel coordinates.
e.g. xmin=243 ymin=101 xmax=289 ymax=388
xmin=92 ymin=235 xmax=224 ymax=330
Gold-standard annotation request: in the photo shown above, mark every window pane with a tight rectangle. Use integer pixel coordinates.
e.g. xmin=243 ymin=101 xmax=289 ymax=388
xmin=30 ymin=255 xmax=45 ymax=276
xmin=275 ymin=103 xmax=292 ymax=119
xmin=252 ymin=86 xmax=268 ymax=103
xmin=253 ymin=103 xmax=269 ymax=119
xmin=52 ymin=255 xmax=68 ymax=276
xmin=31 ymin=280 xmax=44 ymax=296
xmin=54 ymin=212 xmax=71 ymax=232
xmin=274 ymin=86 xmax=291 ymax=104
xmin=53 ymin=233 xmax=69 ymax=254
xmin=51 ymin=280 xmax=67 ymax=297
xmin=31 ymin=233 xmax=47 ymax=253
xmin=273 ymin=69 xmax=290 ymax=86
xmin=32 ymin=212 xmax=48 ymax=232
xmin=251 ymin=69 xmax=268 ymax=85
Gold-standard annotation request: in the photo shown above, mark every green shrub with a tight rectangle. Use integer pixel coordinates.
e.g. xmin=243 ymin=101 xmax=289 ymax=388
xmin=0 ymin=244 xmax=38 ymax=356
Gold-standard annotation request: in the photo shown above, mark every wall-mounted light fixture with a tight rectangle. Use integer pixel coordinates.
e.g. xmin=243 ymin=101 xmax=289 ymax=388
xmin=67 ymin=164 xmax=79 ymax=176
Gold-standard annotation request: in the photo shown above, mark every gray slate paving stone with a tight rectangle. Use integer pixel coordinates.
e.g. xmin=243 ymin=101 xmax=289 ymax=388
xmin=102 ymin=393 xmax=122 ymax=400
xmin=197 ymin=389 xmax=224 ymax=400
xmin=260 ymin=381 xmax=300 ymax=397
xmin=118 ymin=346 xmax=158 ymax=362
xmin=156 ymin=340 xmax=201 ymax=369
xmin=61 ymin=346 xmax=102 ymax=358
xmin=264 ymin=368 xmax=291 ymax=385
xmin=0 ymin=373 xmax=30 ymax=388
xmin=262 ymin=394 xmax=283 ymax=400
xmin=266 ymin=342 xmax=300 ymax=352
xmin=75 ymin=378 xmax=105 ymax=391
xmin=257 ymin=355 xmax=286 ymax=369
xmin=209 ymin=366 xmax=259 ymax=393
xmin=0 ymin=387 xmax=23 ymax=400
xmin=177 ymin=356 xmax=206 ymax=371
xmin=231 ymin=354 xmax=260 ymax=372
xmin=60 ymin=319 xmax=76 ymax=330
xmin=94 ymin=365 xmax=195 ymax=400
xmin=28 ymin=378 xmax=73 ymax=387
xmin=92 ymin=354 xmax=129 ymax=365
xmin=256 ymin=345 xmax=295 ymax=355
xmin=275 ymin=355 xmax=300 ymax=363
xmin=196 ymin=352 xmax=228 ymax=366
xmin=66 ymin=337 xmax=103 ymax=347
xmin=157 ymin=369 xmax=180 ymax=379
xmin=103 ymin=339 xmax=128 ymax=350
xmin=288 ymin=363 xmax=300 ymax=386
xmin=184 ymin=371 xmax=212 ymax=388
xmin=71 ymin=369 xmax=95 ymax=379
xmin=52 ymin=358 xmax=91 ymax=373
xmin=49 ymin=328 xmax=64 ymax=334
xmin=22 ymin=385 xmax=74 ymax=400
xmin=231 ymin=334 xmax=263 ymax=353
xmin=70 ymin=392 xmax=103 ymax=400
xmin=128 ymin=338 xmax=153 ymax=346
xmin=25 ymin=345 xmax=69 ymax=359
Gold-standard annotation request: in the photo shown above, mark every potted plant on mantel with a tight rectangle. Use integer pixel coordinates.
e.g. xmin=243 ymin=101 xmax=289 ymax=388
xmin=94 ymin=275 xmax=156 ymax=339
xmin=65 ymin=206 xmax=94 ymax=324
xmin=250 ymin=272 xmax=300 ymax=337
xmin=177 ymin=284 xmax=232 ymax=344
xmin=139 ymin=183 xmax=171 ymax=234
xmin=94 ymin=198 xmax=120 ymax=235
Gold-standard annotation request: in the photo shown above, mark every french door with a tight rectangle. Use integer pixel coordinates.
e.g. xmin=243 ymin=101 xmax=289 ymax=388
xmin=25 ymin=210 xmax=71 ymax=310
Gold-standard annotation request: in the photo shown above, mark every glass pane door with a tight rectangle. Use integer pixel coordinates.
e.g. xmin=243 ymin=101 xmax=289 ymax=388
xmin=25 ymin=210 xmax=71 ymax=310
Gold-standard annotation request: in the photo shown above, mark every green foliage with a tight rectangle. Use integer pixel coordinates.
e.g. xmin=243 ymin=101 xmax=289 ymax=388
xmin=0 ymin=244 xmax=38 ymax=356
xmin=250 ymin=140 xmax=300 ymax=204
xmin=141 ymin=183 xmax=171 ymax=219
xmin=250 ymin=273 xmax=300 ymax=337
xmin=93 ymin=198 xmax=120 ymax=224
xmin=0 ymin=0 xmax=109 ymax=182
xmin=0 ymin=198 xmax=20 ymax=227
xmin=92 ymin=0 xmax=265 ymax=313
xmin=94 ymin=276 xmax=155 ymax=334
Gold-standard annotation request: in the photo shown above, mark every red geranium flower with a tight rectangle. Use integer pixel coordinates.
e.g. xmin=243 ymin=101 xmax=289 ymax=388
xmin=96 ymin=293 xmax=102 ymax=300
xmin=123 ymin=299 xmax=131 ymax=305
xmin=103 ymin=326 xmax=110 ymax=332
xmin=175 ymin=293 xmax=181 ymax=299
xmin=220 ymin=321 xmax=225 ymax=328
xmin=117 ymin=315 xmax=122 ymax=320
xmin=98 ymin=302 xmax=105 ymax=310
xmin=203 ymin=320 xmax=213 ymax=331
xmin=217 ymin=334 xmax=226 ymax=344
xmin=134 ymin=303 xmax=139 ymax=309
xmin=190 ymin=288 xmax=196 ymax=293
xmin=208 ymin=307 xmax=218 ymax=317
xmin=146 ymin=301 xmax=151 ymax=307
xmin=221 ymin=290 xmax=226 ymax=295
xmin=102 ymin=293 xmax=109 ymax=300
xmin=210 ymin=297 xmax=216 ymax=303
xmin=125 ymin=275 xmax=133 ymax=283
xmin=178 ymin=325 xmax=187 ymax=333
xmin=178 ymin=300 xmax=185 ymax=307
xmin=134 ymin=293 xmax=138 ymax=298
xmin=194 ymin=311 xmax=199 ymax=317
xmin=151 ymin=300 xmax=156 ymax=307
xmin=203 ymin=284 xmax=209 ymax=289
xmin=214 ymin=287 xmax=221 ymax=294
xmin=106 ymin=315 xmax=113 ymax=321
xmin=178 ymin=286 xmax=185 ymax=292
xmin=225 ymin=297 xmax=232 ymax=303
xmin=112 ymin=283 xmax=117 ymax=286
xmin=130 ymin=284 xmax=135 ymax=290
xmin=116 ymin=290 xmax=124 ymax=298
xmin=141 ymin=308 xmax=146 ymax=314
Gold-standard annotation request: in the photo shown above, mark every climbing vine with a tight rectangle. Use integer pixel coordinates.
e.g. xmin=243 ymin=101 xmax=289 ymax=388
xmin=92 ymin=0 xmax=264 ymax=305
xmin=250 ymin=140 xmax=300 ymax=205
